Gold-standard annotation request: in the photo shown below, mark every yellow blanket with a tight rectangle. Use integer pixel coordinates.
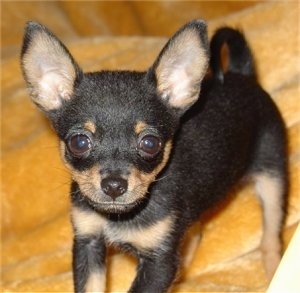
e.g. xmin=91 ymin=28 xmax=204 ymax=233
xmin=2 ymin=2 xmax=299 ymax=292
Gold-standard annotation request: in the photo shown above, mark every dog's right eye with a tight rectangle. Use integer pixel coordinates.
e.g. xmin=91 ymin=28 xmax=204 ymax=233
xmin=67 ymin=133 xmax=92 ymax=158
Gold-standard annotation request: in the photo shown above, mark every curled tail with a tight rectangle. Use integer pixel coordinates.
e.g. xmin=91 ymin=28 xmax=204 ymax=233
xmin=210 ymin=27 xmax=256 ymax=82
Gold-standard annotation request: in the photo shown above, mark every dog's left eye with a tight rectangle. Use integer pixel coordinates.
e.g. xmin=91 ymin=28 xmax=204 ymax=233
xmin=138 ymin=134 xmax=162 ymax=160
xmin=67 ymin=133 xmax=92 ymax=158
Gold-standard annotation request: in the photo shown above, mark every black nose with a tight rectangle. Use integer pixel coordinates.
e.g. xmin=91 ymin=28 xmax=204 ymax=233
xmin=101 ymin=177 xmax=128 ymax=199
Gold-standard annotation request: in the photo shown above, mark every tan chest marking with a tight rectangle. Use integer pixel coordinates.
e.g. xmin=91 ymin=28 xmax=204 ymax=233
xmin=104 ymin=215 xmax=174 ymax=251
xmin=72 ymin=206 xmax=174 ymax=252
xmin=72 ymin=207 xmax=106 ymax=236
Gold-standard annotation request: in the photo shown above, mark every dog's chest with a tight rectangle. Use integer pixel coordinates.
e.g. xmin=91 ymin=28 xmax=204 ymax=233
xmin=72 ymin=207 xmax=174 ymax=251
xmin=104 ymin=217 xmax=173 ymax=251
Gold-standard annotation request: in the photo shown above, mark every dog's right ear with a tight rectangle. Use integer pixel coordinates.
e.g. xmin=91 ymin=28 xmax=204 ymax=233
xmin=21 ymin=21 xmax=82 ymax=112
xmin=150 ymin=20 xmax=209 ymax=113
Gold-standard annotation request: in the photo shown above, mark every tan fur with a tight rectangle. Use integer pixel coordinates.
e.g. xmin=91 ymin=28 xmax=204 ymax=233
xmin=72 ymin=207 xmax=106 ymax=236
xmin=134 ymin=121 xmax=148 ymax=135
xmin=84 ymin=120 xmax=97 ymax=134
xmin=84 ymin=270 xmax=106 ymax=293
xmin=255 ymin=173 xmax=285 ymax=279
xmin=152 ymin=140 xmax=172 ymax=177
xmin=128 ymin=140 xmax=172 ymax=199
xmin=72 ymin=205 xmax=174 ymax=252
xmin=22 ymin=30 xmax=76 ymax=110
xmin=181 ymin=222 xmax=202 ymax=269
xmin=105 ymin=215 xmax=174 ymax=251
xmin=156 ymin=27 xmax=208 ymax=109
xmin=60 ymin=141 xmax=102 ymax=203
xmin=220 ymin=43 xmax=229 ymax=74
xmin=71 ymin=164 xmax=101 ymax=202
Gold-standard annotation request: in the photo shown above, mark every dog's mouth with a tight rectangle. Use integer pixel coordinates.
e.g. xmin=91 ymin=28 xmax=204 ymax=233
xmin=88 ymin=198 xmax=146 ymax=214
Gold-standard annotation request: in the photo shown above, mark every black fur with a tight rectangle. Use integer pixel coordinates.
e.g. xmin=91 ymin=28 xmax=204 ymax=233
xmin=210 ymin=27 xmax=256 ymax=81
xmin=21 ymin=21 xmax=287 ymax=292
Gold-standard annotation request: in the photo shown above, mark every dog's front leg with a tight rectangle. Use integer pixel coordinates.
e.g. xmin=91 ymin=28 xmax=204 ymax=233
xmin=129 ymin=247 xmax=180 ymax=293
xmin=73 ymin=234 xmax=106 ymax=293
xmin=71 ymin=204 xmax=107 ymax=293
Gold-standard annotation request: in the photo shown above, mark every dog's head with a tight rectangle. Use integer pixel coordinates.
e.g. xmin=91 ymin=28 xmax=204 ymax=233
xmin=21 ymin=20 xmax=209 ymax=214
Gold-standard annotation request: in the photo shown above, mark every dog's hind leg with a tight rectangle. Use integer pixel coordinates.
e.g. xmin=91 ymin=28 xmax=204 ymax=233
xmin=254 ymin=171 xmax=287 ymax=279
xmin=248 ymin=93 xmax=288 ymax=279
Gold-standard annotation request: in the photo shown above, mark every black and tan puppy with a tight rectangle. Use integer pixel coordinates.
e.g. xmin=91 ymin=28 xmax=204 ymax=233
xmin=21 ymin=20 xmax=288 ymax=292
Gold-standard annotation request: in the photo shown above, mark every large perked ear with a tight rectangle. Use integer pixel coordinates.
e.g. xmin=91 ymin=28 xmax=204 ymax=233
xmin=21 ymin=21 xmax=82 ymax=112
xmin=151 ymin=20 xmax=209 ymax=111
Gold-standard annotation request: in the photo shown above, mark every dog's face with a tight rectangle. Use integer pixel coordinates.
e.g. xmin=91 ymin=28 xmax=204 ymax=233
xmin=21 ymin=21 xmax=209 ymax=214
xmin=56 ymin=71 xmax=176 ymax=213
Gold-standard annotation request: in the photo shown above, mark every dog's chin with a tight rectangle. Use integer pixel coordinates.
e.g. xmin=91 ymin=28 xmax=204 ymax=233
xmin=88 ymin=199 xmax=144 ymax=215
xmin=79 ymin=186 xmax=150 ymax=215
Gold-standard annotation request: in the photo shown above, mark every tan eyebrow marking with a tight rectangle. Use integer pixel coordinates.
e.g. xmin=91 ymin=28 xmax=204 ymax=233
xmin=84 ymin=120 xmax=96 ymax=134
xmin=134 ymin=121 xmax=148 ymax=135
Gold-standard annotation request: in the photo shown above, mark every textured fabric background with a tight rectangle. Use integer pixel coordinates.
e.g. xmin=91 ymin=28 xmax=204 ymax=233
xmin=2 ymin=1 xmax=299 ymax=292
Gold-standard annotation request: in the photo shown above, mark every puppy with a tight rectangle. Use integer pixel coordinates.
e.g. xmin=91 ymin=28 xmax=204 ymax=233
xmin=21 ymin=20 xmax=288 ymax=292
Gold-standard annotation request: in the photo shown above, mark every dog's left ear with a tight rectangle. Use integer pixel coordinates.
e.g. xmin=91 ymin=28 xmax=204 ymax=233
xmin=150 ymin=20 xmax=209 ymax=111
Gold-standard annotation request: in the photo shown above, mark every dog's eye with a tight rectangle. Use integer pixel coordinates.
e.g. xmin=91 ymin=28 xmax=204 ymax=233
xmin=68 ymin=134 xmax=92 ymax=158
xmin=138 ymin=134 xmax=162 ymax=159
